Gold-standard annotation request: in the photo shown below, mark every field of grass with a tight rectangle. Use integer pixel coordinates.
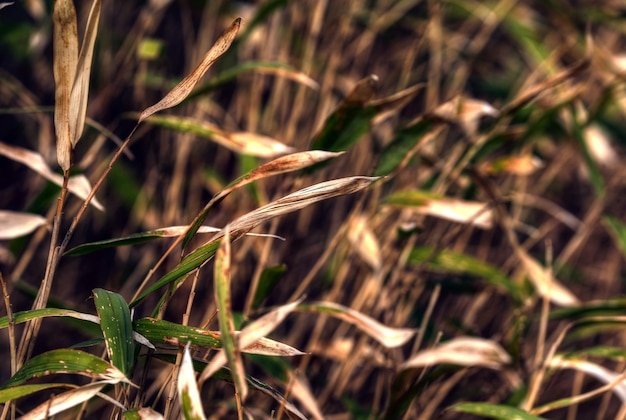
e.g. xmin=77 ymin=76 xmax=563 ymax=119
xmin=2 ymin=0 xmax=626 ymax=418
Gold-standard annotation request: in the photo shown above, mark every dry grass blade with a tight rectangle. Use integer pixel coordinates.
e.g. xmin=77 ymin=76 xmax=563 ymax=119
xmin=0 ymin=211 xmax=47 ymax=240
xmin=52 ymin=0 xmax=78 ymax=171
xmin=226 ymin=176 xmax=379 ymax=238
xmin=19 ymin=382 xmax=121 ymax=420
xmin=138 ymin=18 xmax=241 ymax=123
xmin=0 ymin=142 xmax=104 ymax=210
xmin=178 ymin=344 xmax=206 ymax=420
xmin=401 ymin=337 xmax=512 ymax=370
xmin=347 ymin=215 xmax=382 ymax=272
xmin=549 ymin=356 xmax=626 ymax=402
xmin=69 ymin=0 xmax=101 ymax=147
xmin=199 ymin=300 xmax=304 ymax=384
xmin=517 ymin=249 xmax=579 ymax=307
xmin=301 ymin=301 xmax=417 ymax=348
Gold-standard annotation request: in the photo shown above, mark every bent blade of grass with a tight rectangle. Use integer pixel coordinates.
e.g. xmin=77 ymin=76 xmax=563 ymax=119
xmin=19 ymin=381 xmax=113 ymax=420
xmin=183 ymin=150 xmax=344 ymax=248
xmin=448 ymin=402 xmax=545 ymax=420
xmin=0 ymin=210 xmax=47 ymax=239
xmin=308 ymin=76 xmax=379 ymax=169
xmin=517 ymin=249 xmax=579 ymax=307
xmin=156 ymin=354 xmax=307 ymax=420
xmin=199 ymin=299 xmax=304 ymax=384
xmin=144 ymin=115 xmax=294 ymax=158
xmin=68 ymin=0 xmax=100 ymax=147
xmin=374 ymin=118 xmax=438 ymax=177
xmin=211 ymin=227 xmax=248 ymax=400
xmin=178 ymin=344 xmax=206 ymax=420
xmin=407 ymin=246 xmax=524 ymax=300
xmin=138 ymin=18 xmax=240 ymax=123
xmin=64 ymin=225 xmax=221 ymax=256
xmin=0 ymin=142 xmax=104 ymax=210
xmin=548 ymin=355 xmax=626 ymax=402
xmin=384 ymin=190 xmax=494 ymax=229
xmin=401 ymin=336 xmax=512 ymax=370
xmin=131 ymin=176 xmax=378 ymax=307
xmin=0 ymin=308 xmax=100 ymax=328
xmin=52 ymin=0 xmax=78 ymax=170
xmin=0 ymin=384 xmax=70 ymax=404
xmin=1 ymin=348 xmax=128 ymax=389
xmin=132 ymin=317 xmax=302 ymax=356
xmin=190 ymin=60 xmax=318 ymax=101
xmin=93 ymin=289 xmax=134 ymax=376
xmin=298 ymin=301 xmax=417 ymax=348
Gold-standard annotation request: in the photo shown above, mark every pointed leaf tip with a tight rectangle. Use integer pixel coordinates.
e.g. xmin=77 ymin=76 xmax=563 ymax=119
xmin=138 ymin=18 xmax=241 ymax=123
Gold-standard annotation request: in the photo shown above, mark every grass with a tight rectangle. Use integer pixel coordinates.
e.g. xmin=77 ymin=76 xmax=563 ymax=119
xmin=1 ymin=0 xmax=626 ymax=418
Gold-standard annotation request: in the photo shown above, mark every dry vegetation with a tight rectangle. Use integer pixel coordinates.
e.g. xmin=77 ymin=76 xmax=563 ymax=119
xmin=2 ymin=0 xmax=626 ymax=419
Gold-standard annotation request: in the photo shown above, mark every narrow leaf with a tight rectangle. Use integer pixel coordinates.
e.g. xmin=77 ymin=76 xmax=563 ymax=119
xmin=408 ymin=247 xmax=523 ymax=299
xmin=52 ymin=0 xmax=78 ymax=170
xmin=2 ymin=349 xmax=127 ymax=389
xmin=145 ymin=115 xmax=294 ymax=158
xmin=199 ymin=299 xmax=304 ymax=383
xmin=385 ymin=190 xmax=494 ymax=228
xmin=93 ymin=289 xmax=134 ymax=376
xmin=0 ymin=142 xmax=104 ymax=210
xmin=64 ymin=225 xmax=221 ymax=256
xmin=0 ymin=211 xmax=47 ymax=239
xmin=183 ymin=150 xmax=343 ymax=248
xmin=448 ymin=402 xmax=545 ymax=420
xmin=20 ymin=382 xmax=108 ymax=420
xmin=132 ymin=318 xmax=302 ymax=356
xmin=139 ymin=18 xmax=241 ymax=123
xmin=401 ymin=336 xmax=511 ymax=370
xmin=68 ymin=0 xmax=101 ymax=147
xmin=211 ymin=228 xmax=247 ymax=399
xmin=299 ymin=302 xmax=417 ymax=348
xmin=178 ymin=344 xmax=206 ymax=420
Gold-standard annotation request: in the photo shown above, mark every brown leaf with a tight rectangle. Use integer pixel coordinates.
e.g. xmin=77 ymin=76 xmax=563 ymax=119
xmin=139 ymin=18 xmax=241 ymax=123
xmin=69 ymin=0 xmax=101 ymax=147
xmin=52 ymin=0 xmax=78 ymax=170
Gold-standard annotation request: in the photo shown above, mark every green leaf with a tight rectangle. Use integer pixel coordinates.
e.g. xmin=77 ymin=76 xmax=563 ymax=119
xmin=374 ymin=119 xmax=434 ymax=176
xmin=252 ymin=265 xmax=287 ymax=310
xmin=130 ymin=239 xmax=221 ymax=308
xmin=0 ymin=308 xmax=99 ymax=329
xmin=132 ymin=318 xmax=222 ymax=349
xmin=1 ymin=349 xmax=125 ymax=389
xmin=93 ymin=289 xmax=135 ymax=376
xmin=0 ymin=384 xmax=69 ymax=404
xmin=64 ymin=228 xmax=178 ymax=256
xmin=604 ymin=216 xmax=626 ymax=257
xmin=448 ymin=402 xmax=546 ymax=420
xmin=408 ymin=246 xmax=524 ymax=300
xmin=213 ymin=229 xmax=248 ymax=399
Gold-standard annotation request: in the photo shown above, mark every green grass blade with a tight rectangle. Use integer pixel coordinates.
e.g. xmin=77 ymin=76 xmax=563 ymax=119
xmin=448 ymin=402 xmax=545 ymax=420
xmin=408 ymin=246 xmax=524 ymax=301
xmin=92 ymin=288 xmax=134 ymax=376
xmin=0 ymin=308 xmax=99 ymax=328
xmin=213 ymin=228 xmax=248 ymax=399
xmin=604 ymin=216 xmax=626 ymax=256
xmin=1 ymin=349 xmax=126 ymax=389
xmin=130 ymin=239 xmax=221 ymax=308
xmin=0 ymin=384 xmax=69 ymax=403
xmin=374 ymin=119 xmax=434 ymax=176
xmin=64 ymin=229 xmax=178 ymax=256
